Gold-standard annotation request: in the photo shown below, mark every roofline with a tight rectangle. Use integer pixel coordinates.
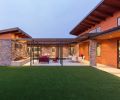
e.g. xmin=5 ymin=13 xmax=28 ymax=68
xmin=70 ymin=0 xmax=104 ymax=35
xmin=0 ymin=27 xmax=32 ymax=38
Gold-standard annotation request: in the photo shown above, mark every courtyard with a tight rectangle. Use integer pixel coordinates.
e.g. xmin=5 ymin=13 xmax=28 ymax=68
xmin=0 ymin=66 xmax=120 ymax=100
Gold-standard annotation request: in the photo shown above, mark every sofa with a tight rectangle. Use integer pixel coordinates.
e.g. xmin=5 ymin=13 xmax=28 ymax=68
xmin=39 ymin=56 xmax=49 ymax=63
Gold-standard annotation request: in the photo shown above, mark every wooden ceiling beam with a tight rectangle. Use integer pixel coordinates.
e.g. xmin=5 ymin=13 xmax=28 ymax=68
xmin=101 ymin=4 xmax=120 ymax=11
xmin=87 ymin=17 xmax=101 ymax=24
xmin=84 ymin=20 xmax=97 ymax=25
xmin=81 ymin=23 xmax=92 ymax=28
xmin=88 ymin=16 xmax=104 ymax=22
xmin=95 ymin=10 xmax=113 ymax=17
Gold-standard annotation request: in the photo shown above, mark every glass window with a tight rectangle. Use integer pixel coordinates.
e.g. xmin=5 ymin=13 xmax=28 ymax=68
xmin=96 ymin=27 xmax=101 ymax=32
xmin=89 ymin=27 xmax=101 ymax=33
xmin=96 ymin=43 xmax=101 ymax=57
xmin=118 ymin=17 xmax=120 ymax=26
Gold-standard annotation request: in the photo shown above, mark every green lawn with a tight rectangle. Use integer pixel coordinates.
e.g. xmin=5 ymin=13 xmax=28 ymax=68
xmin=0 ymin=66 xmax=120 ymax=100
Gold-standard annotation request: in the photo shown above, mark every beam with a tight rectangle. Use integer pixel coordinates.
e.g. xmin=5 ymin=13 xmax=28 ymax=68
xmin=101 ymin=4 xmax=120 ymax=11
xmin=88 ymin=16 xmax=104 ymax=22
xmin=87 ymin=18 xmax=101 ymax=24
xmin=84 ymin=20 xmax=96 ymax=26
xmin=91 ymin=15 xmax=106 ymax=21
xmin=94 ymin=10 xmax=113 ymax=17
xmin=81 ymin=23 xmax=92 ymax=28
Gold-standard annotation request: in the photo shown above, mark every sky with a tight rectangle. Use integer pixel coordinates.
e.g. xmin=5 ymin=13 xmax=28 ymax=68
xmin=0 ymin=0 xmax=101 ymax=38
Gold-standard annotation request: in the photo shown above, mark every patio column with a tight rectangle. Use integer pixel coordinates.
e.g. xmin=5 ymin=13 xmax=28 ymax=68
xmin=33 ymin=41 xmax=35 ymax=64
xmin=89 ymin=40 xmax=97 ymax=67
xmin=70 ymin=45 xmax=72 ymax=55
xmin=60 ymin=45 xmax=63 ymax=66
xmin=37 ymin=42 xmax=39 ymax=60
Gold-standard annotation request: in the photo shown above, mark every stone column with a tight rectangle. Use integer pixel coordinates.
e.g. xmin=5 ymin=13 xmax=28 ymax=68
xmin=89 ymin=40 xmax=97 ymax=67
xmin=0 ymin=40 xmax=12 ymax=66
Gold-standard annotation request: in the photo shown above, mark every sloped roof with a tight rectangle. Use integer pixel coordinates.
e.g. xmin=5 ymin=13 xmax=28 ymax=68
xmin=0 ymin=27 xmax=32 ymax=38
xmin=70 ymin=0 xmax=120 ymax=35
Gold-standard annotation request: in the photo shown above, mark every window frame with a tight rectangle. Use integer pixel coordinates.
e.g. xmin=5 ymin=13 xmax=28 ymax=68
xmin=117 ymin=17 xmax=120 ymax=26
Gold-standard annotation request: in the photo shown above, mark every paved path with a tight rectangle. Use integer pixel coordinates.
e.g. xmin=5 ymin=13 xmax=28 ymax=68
xmin=96 ymin=67 xmax=120 ymax=77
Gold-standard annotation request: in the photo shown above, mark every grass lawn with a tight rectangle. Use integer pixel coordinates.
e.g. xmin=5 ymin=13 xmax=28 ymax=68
xmin=0 ymin=66 xmax=120 ymax=100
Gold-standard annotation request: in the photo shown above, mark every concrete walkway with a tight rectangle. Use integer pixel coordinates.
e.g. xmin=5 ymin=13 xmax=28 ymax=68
xmin=24 ymin=60 xmax=89 ymax=66
xmin=96 ymin=66 xmax=120 ymax=77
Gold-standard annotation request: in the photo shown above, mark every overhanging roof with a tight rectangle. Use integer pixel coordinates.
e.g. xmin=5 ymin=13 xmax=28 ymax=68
xmin=89 ymin=26 xmax=120 ymax=39
xmin=74 ymin=26 xmax=120 ymax=42
xmin=70 ymin=0 xmax=120 ymax=36
xmin=0 ymin=27 xmax=32 ymax=38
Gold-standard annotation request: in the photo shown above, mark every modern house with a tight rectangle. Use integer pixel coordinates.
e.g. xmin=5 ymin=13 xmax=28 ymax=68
xmin=0 ymin=0 xmax=120 ymax=68
xmin=71 ymin=0 xmax=120 ymax=68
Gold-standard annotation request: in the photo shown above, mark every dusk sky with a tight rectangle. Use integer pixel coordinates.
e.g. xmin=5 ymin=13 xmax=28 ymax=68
xmin=0 ymin=0 xmax=101 ymax=38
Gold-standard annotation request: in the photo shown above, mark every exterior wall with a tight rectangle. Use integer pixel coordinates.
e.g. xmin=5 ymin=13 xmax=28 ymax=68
xmin=82 ymin=11 xmax=120 ymax=35
xmin=74 ymin=44 xmax=80 ymax=57
xmin=63 ymin=46 xmax=70 ymax=58
xmin=0 ymin=40 xmax=12 ymax=66
xmin=78 ymin=11 xmax=120 ymax=68
xmin=40 ymin=47 xmax=57 ymax=58
xmin=89 ymin=40 xmax=97 ymax=66
xmin=40 ymin=46 xmax=70 ymax=58
xmin=0 ymin=33 xmax=27 ymax=40
xmin=96 ymin=39 xmax=117 ymax=67
xmin=0 ymin=33 xmax=13 ymax=39
xmin=79 ymin=42 xmax=89 ymax=60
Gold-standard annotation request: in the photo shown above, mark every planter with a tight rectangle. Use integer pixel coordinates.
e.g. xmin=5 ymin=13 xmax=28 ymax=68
xmin=11 ymin=58 xmax=30 ymax=66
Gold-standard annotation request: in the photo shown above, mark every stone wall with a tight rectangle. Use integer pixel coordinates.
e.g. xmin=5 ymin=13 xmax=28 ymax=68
xmin=0 ymin=40 xmax=12 ymax=66
xmin=89 ymin=40 xmax=97 ymax=66
xmin=12 ymin=41 xmax=29 ymax=61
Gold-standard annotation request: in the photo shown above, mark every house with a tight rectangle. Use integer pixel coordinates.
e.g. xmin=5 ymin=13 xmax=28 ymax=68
xmin=0 ymin=0 xmax=120 ymax=68
xmin=70 ymin=0 xmax=120 ymax=68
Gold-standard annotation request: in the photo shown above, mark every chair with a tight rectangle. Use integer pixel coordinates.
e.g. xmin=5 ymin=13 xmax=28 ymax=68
xmin=53 ymin=57 xmax=58 ymax=63
xmin=72 ymin=56 xmax=77 ymax=62
xmin=78 ymin=56 xmax=85 ymax=63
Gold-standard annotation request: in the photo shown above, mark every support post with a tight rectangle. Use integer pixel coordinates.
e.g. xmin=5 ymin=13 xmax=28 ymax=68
xmin=33 ymin=40 xmax=35 ymax=64
xmin=37 ymin=42 xmax=39 ymax=61
xmin=60 ymin=45 xmax=63 ymax=66
xmin=89 ymin=40 xmax=97 ymax=67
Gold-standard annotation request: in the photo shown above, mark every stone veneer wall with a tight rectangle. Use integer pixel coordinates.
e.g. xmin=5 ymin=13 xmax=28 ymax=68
xmin=12 ymin=41 xmax=29 ymax=61
xmin=0 ymin=40 xmax=12 ymax=66
xmin=89 ymin=40 xmax=97 ymax=66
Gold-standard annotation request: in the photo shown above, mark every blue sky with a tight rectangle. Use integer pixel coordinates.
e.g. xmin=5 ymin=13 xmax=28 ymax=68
xmin=0 ymin=0 xmax=101 ymax=38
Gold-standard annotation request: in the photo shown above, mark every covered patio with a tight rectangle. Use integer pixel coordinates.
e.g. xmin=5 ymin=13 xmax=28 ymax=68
xmin=25 ymin=38 xmax=89 ymax=66
xmin=0 ymin=38 xmax=89 ymax=67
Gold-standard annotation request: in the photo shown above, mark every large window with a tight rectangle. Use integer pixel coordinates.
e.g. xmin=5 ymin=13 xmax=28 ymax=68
xmin=96 ymin=43 xmax=101 ymax=57
xmin=117 ymin=17 xmax=120 ymax=26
